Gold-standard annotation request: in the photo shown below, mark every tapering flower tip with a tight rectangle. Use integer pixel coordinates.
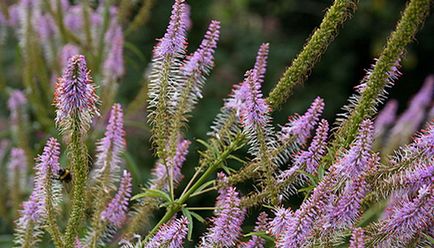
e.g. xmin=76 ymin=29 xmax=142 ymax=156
xmin=240 ymin=70 xmax=270 ymax=128
xmin=204 ymin=186 xmax=246 ymax=247
xmin=104 ymin=23 xmax=125 ymax=80
xmin=279 ymin=97 xmax=325 ymax=145
xmin=349 ymin=228 xmax=365 ymax=248
xmin=253 ymin=43 xmax=269 ymax=85
xmin=8 ymin=90 xmax=27 ymax=113
xmin=380 ymin=185 xmax=433 ymax=245
xmin=374 ymin=99 xmax=398 ymax=137
xmin=145 ymin=216 xmax=189 ymax=248
xmin=100 ymin=170 xmax=132 ymax=228
xmin=95 ymin=103 xmax=126 ymax=184
xmin=183 ymin=3 xmax=192 ymax=30
xmin=241 ymin=212 xmax=269 ymax=248
xmin=183 ymin=20 xmax=220 ymax=76
xmin=336 ymin=119 xmax=374 ymax=178
xmin=37 ymin=138 xmax=61 ymax=174
xmin=269 ymin=208 xmax=293 ymax=237
xmin=294 ymin=119 xmax=329 ymax=174
xmin=154 ymin=0 xmax=188 ymax=57
xmin=16 ymin=193 xmax=42 ymax=228
xmin=54 ymin=55 xmax=99 ymax=137
xmin=324 ymin=175 xmax=367 ymax=229
xmin=60 ymin=44 xmax=80 ymax=70
xmin=150 ymin=138 xmax=191 ymax=190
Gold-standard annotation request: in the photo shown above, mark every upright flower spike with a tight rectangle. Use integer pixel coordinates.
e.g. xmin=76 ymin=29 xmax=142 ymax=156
xmin=54 ymin=54 xmax=99 ymax=140
xmin=376 ymin=185 xmax=433 ymax=247
xmin=293 ymin=119 xmax=329 ymax=174
xmin=145 ymin=216 xmax=189 ymax=248
xmin=150 ymin=138 xmax=191 ymax=190
xmin=240 ymin=212 xmax=269 ymax=248
xmin=374 ymin=99 xmax=398 ymax=139
xmin=103 ymin=23 xmax=125 ymax=82
xmin=202 ymin=184 xmax=246 ymax=247
xmin=269 ymin=207 xmax=294 ymax=238
xmin=8 ymin=148 xmax=27 ymax=205
xmin=7 ymin=90 xmax=27 ymax=124
xmin=413 ymin=122 xmax=434 ymax=157
xmin=100 ymin=170 xmax=132 ymax=228
xmin=154 ymin=0 xmax=188 ymax=57
xmin=279 ymin=97 xmax=325 ymax=146
xmin=177 ymin=20 xmax=220 ymax=107
xmin=335 ymin=119 xmax=374 ymax=178
xmin=349 ymin=228 xmax=365 ymax=248
xmin=94 ymin=103 xmax=126 ymax=189
xmin=13 ymin=193 xmax=44 ymax=247
xmin=147 ymin=0 xmax=188 ymax=163
xmin=386 ymin=76 xmax=434 ymax=151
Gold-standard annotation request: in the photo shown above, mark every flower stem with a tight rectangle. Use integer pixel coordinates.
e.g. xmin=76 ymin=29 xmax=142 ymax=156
xmin=267 ymin=0 xmax=357 ymax=109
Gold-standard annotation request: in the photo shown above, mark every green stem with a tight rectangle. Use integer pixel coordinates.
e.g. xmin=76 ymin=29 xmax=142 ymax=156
xmin=267 ymin=0 xmax=357 ymax=109
xmin=326 ymin=0 xmax=432 ymax=166
xmin=64 ymin=122 xmax=88 ymax=248
xmin=45 ymin=169 xmax=64 ymax=248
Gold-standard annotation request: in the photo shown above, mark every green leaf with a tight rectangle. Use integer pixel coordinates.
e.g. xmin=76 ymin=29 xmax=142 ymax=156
xmin=131 ymin=189 xmax=172 ymax=203
xmin=192 ymin=180 xmax=215 ymax=196
xmin=189 ymin=211 xmax=206 ymax=223
xmin=181 ymin=208 xmax=194 ymax=241
xmin=244 ymin=231 xmax=275 ymax=242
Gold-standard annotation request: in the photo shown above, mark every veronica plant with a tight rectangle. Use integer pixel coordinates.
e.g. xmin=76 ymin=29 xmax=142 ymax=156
xmin=0 ymin=0 xmax=432 ymax=248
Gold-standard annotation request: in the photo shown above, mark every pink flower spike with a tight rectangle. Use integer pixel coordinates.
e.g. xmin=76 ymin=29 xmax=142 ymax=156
xmin=100 ymin=170 xmax=132 ymax=228
xmin=145 ymin=216 xmax=189 ymax=248
xmin=154 ymin=0 xmax=188 ymax=57
xmin=54 ymin=55 xmax=99 ymax=138
xmin=349 ymin=228 xmax=365 ymax=248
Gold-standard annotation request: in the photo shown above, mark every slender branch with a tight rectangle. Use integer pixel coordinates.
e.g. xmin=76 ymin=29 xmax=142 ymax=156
xmin=267 ymin=0 xmax=357 ymax=109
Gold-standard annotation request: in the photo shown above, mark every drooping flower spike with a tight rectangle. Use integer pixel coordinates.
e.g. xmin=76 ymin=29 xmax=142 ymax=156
xmin=54 ymin=55 xmax=99 ymax=140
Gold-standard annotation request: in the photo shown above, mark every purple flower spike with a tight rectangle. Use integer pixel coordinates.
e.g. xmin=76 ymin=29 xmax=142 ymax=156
xmin=414 ymin=122 xmax=434 ymax=157
xmin=269 ymin=208 xmax=293 ymax=238
xmin=374 ymin=99 xmax=398 ymax=137
xmin=33 ymin=138 xmax=61 ymax=208
xmin=324 ymin=174 xmax=367 ymax=229
xmin=37 ymin=14 xmax=56 ymax=41
xmin=54 ymin=55 xmax=99 ymax=138
xmin=183 ymin=20 xmax=220 ymax=77
xmin=17 ymin=193 xmax=42 ymax=228
xmin=154 ymin=0 xmax=188 ymax=57
xmin=349 ymin=228 xmax=365 ymax=248
xmin=60 ymin=44 xmax=80 ymax=71
xmin=389 ymin=76 xmax=434 ymax=143
xmin=150 ymin=138 xmax=191 ymax=190
xmin=294 ymin=119 xmax=329 ymax=174
xmin=279 ymin=97 xmax=325 ymax=145
xmin=335 ymin=119 xmax=374 ymax=178
xmin=145 ymin=216 xmax=189 ymax=248
xmin=253 ymin=43 xmax=269 ymax=85
xmin=100 ymin=170 xmax=132 ymax=228
xmin=203 ymin=184 xmax=246 ymax=247
xmin=241 ymin=212 xmax=269 ymax=248
xmin=104 ymin=24 xmax=125 ymax=81
xmin=8 ymin=90 xmax=27 ymax=125
xmin=379 ymin=185 xmax=433 ymax=246
xmin=94 ymin=104 xmax=126 ymax=186
xmin=8 ymin=148 xmax=27 ymax=189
